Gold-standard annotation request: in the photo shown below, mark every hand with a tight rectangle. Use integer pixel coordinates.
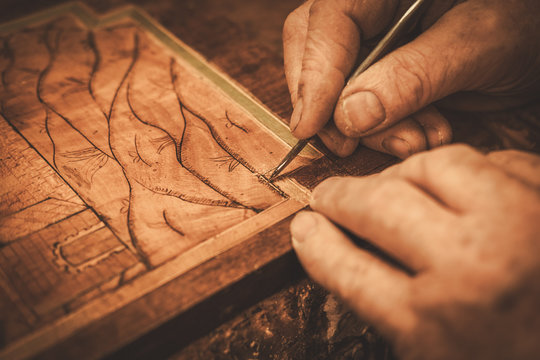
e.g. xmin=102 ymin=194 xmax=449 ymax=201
xmin=283 ymin=0 xmax=540 ymax=158
xmin=290 ymin=144 xmax=540 ymax=360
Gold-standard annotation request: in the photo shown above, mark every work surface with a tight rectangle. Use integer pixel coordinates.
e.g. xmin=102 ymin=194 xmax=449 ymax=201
xmin=1 ymin=1 xmax=539 ymax=359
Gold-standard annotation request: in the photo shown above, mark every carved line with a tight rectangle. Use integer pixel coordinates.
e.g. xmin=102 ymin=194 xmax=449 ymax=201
xmin=61 ymin=261 xmax=145 ymax=315
xmin=0 ymin=195 xmax=84 ymax=220
xmin=133 ymin=135 xmax=151 ymax=166
xmin=86 ymin=30 xmax=107 ymax=119
xmin=36 ymin=24 xmax=113 ymax=162
xmin=125 ymin=80 xmax=250 ymax=209
xmin=2 ymin=21 xmax=290 ymax=275
xmin=169 ymin=59 xmax=288 ymax=201
xmin=0 ymin=208 xmax=89 ymax=248
xmin=162 ymin=210 xmax=185 ymax=237
xmin=125 ymin=182 xmax=152 ymax=269
xmin=106 ymin=31 xmax=139 ymax=122
xmin=225 ymin=110 xmax=248 ymax=133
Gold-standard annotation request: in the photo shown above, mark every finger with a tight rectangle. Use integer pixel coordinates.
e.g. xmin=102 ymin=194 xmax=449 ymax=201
xmin=317 ymin=110 xmax=448 ymax=159
xmin=291 ymin=0 xmax=399 ymax=139
xmin=290 ymin=211 xmax=415 ymax=335
xmin=487 ymin=150 xmax=540 ymax=188
xmin=310 ymin=176 xmax=456 ymax=270
xmin=283 ymin=0 xmax=313 ymax=104
xmin=359 ymin=106 xmax=451 ymax=159
xmin=361 ymin=117 xmax=428 ymax=159
xmin=333 ymin=1 xmax=516 ymax=137
xmin=318 ymin=121 xmax=360 ymax=157
xmin=381 ymin=144 xmax=527 ymax=212
xmin=411 ymin=106 xmax=452 ymax=149
xmin=420 ymin=0 xmax=463 ymax=29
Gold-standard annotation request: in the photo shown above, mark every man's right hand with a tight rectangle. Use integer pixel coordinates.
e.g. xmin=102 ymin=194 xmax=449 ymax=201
xmin=283 ymin=0 xmax=540 ymax=158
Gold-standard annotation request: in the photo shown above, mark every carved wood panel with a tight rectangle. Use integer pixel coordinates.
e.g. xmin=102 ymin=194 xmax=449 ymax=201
xmin=0 ymin=4 xmax=318 ymax=358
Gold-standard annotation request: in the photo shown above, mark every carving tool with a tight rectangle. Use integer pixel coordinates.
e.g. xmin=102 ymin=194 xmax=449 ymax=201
xmin=269 ymin=0 xmax=428 ymax=181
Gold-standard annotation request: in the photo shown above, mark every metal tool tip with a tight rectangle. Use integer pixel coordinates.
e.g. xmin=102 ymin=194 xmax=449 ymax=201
xmin=268 ymin=164 xmax=284 ymax=182
xmin=268 ymin=138 xmax=310 ymax=182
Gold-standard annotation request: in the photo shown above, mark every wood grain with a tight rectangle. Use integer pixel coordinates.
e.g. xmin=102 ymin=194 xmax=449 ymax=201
xmin=1 ymin=1 xmax=539 ymax=359
xmin=0 ymin=4 xmax=315 ymax=358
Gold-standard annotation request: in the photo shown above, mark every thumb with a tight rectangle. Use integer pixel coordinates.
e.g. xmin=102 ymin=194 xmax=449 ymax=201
xmin=290 ymin=0 xmax=398 ymax=139
xmin=334 ymin=1 xmax=510 ymax=137
xmin=290 ymin=211 xmax=414 ymax=335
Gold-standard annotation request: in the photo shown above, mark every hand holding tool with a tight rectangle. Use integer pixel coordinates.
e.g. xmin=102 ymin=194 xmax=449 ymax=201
xmin=269 ymin=0 xmax=428 ymax=181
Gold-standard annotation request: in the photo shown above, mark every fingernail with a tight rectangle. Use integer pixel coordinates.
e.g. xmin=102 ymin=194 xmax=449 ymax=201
xmin=290 ymin=211 xmax=318 ymax=243
xmin=382 ymin=136 xmax=412 ymax=159
xmin=424 ymin=125 xmax=442 ymax=148
xmin=342 ymin=91 xmax=385 ymax=134
xmin=290 ymin=98 xmax=303 ymax=132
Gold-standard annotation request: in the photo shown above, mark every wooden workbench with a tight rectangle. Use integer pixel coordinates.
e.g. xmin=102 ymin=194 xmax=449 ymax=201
xmin=1 ymin=1 xmax=538 ymax=359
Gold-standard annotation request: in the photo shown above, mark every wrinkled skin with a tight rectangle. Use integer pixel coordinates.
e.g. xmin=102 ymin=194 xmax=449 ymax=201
xmin=291 ymin=145 xmax=540 ymax=360
xmin=285 ymin=1 xmax=540 ymax=358
xmin=283 ymin=0 xmax=540 ymax=158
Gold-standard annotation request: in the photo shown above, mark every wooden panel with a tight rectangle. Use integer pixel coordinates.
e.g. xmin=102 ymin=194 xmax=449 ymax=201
xmin=2 ymin=1 xmax=539 ymax=359
xmin=1 ymin=1 xmax=539 ymax=359
xmin=0 ymin=3 xmax=317 ymax=358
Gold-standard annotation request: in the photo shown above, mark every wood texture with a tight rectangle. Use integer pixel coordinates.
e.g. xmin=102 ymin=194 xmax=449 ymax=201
xmin=1 ymin=1 xmax=539 ymax=360
xmin=0 ymin=4 xmax=316 ymax=358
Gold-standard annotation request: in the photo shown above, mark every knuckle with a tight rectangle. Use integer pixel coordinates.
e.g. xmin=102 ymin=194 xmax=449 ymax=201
xmin=367 ymin=178 xmax=404 ymax=207
xmin=436 ymin=143 xmax=479 ymax=162
xmin=351 ymin=0 xmax=398 ymax=38
xmin=302 ymin=39 xmax=353 ymax=83
xmin=338 ymin=273 xmax=364 ymax=305
xmin=308 ymin=0 xmax=327 ymax=17
xmin=468 ymin=5 xmax=507 ymax=38
xmin=401 ymin=121 xmax=429 ymax=153
xmin=420 ymin=144 xmax=488 ymax=179
xmin=386 ymin=48 xmax=435 ymax=108
xmin=394 ymin=151 xmax=429 ymax=179
xmin=283 ymin=9 xmax=304 ymax=43
xmin=312 ymin=176 xmax=346 ymax=207
xmin=282 ymin=19 xmax=294 ymax=43
xmin=328 ymin=178 xmax=363 ymax=211
xmin=301 ymin=51 xmax=325 ymax=74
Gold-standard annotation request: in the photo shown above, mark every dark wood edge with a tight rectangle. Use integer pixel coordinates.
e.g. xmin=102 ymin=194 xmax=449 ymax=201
xmin=35 ymin=215 xmax=304 ymax=359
